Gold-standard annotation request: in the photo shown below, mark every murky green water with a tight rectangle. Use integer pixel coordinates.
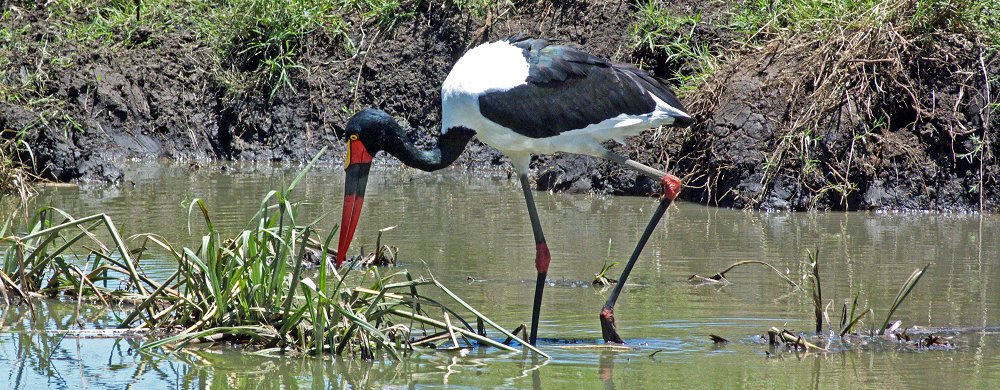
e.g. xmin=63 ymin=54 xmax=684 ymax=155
xmin=3 ymin=162 xmax=1000 ymax=388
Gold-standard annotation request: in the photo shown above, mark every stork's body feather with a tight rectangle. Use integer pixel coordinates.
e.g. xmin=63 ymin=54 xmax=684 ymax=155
xmin=441 ymin=37 xmax=692 ymax=171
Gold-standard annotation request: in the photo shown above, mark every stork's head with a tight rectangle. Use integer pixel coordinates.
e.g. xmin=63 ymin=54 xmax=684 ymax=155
xmin=336 ymin=108 xmax=474 ymax=267
xmin=337 ymin=109 xmax=395 ymax=267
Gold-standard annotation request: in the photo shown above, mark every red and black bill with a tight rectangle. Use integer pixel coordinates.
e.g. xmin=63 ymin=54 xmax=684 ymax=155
xmin=336 ymin=135 xmax=373 ymax=267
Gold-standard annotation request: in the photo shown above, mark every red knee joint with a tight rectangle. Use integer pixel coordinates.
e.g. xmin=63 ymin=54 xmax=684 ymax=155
xmin=661 ymin=174 xmax=682 ymax=201
xmin=600 ymin=307 xmax=614 ymax=321
xmin=535 ymin=243 xmax=551 ymax=274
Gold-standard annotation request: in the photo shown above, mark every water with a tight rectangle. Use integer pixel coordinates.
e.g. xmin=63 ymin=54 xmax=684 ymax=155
xmin=3 ymin=161 xmax=1000 ymax=388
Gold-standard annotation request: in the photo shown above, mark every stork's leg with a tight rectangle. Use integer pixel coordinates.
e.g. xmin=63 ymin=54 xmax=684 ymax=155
xmin=602 ymin=151 xmax=682 ymax=199
xmin=519 ymin=172 xmax=550 ymax=346
xmin=599 ymin=151 xmax=680 ymax=343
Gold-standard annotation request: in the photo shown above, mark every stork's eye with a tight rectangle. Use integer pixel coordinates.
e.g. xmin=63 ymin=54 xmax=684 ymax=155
xmin=349 ymin=134 xmax=359 ymax=141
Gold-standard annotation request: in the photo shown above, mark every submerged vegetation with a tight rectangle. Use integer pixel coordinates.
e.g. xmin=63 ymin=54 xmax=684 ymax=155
xmin=690 ymin=249 xmax=934 ymax=352
xmin=0 ymin=159 xmax=543 ymax=358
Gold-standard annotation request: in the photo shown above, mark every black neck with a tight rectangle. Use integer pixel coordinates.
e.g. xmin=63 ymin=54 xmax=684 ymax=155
xmin=383 ymin=126 xmax=476 ymax=172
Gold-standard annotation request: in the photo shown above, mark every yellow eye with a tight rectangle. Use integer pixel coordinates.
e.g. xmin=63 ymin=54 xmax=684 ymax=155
xmin=349 ymin=134 xmax=358 ymax=141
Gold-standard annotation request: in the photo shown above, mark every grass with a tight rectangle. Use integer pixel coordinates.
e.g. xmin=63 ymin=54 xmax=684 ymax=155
xmin=803 ymin=249 xmax=930 ymax=337
xmin=210 ymin=0 xmax=351 ymax=100
xmin=0 ymin=153 xmax=545 ymax=358
xmin=688 ymin=249 xmax=930 ymax=340
xmin=0 ymin=129 xmax=37 ymax=208
xmin=911 ymin=0 xmax=1000 ymax=46
xmin=592 ymin=239 xmax=618 ymax=286
xmin=729 ymin=0 xmax=997 ymax=51
xmin=729 ymin=0 xmax=883 ymax=41
xmin=687 ymin=260 xmax=799 ymax=287
xmin=454 ymin=0 xmax=515 ymax=19
xmin=25 ymin=0 xmax=432 ymax=101
xmin=357 ymin=0 xmax=418 ymax=31
xmin=629 ymin=0 xmax=716 ymax=95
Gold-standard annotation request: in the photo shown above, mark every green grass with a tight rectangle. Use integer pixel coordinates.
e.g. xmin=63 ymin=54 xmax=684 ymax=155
xmin=912 ymin=0 xmax=1000 ymax=46
xmin=210 ymin=0 xmax=351 ymax=100
xmin=629 ymin=0 xmax=716 ymax=95
xmin=729 ymin=0 xmax=883 ymax=40
xmin=357 ymin=0 xmax=418 ymax=30
xmin=636 ymin=0 xmax=998 ymax=99
xmin=454 ymin=0 xmax=515 ymax=18
xmin=729 ymin=0 xmax=998 ymax=46
xmin=31 ymin=0 xmax=405 ymax=100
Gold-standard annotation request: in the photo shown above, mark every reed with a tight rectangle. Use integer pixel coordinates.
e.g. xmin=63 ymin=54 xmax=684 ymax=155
xmin=802 ymin=250 xmax=929 ymax=337
xmin=878 ymin=264 xmax=930 ymax=335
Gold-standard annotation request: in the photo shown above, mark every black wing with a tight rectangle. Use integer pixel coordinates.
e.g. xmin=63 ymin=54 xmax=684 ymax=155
xmin=478 ymin=37 xmax=690 ymax=138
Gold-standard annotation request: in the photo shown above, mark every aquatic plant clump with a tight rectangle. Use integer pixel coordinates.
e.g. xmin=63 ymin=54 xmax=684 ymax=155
xmin=0 ymin=158 xmax=544 ymax=359
xmin=690 ymin=249 xmax=934 ymax=351
xmin=0 ymin=209 xmax=154 ymax=307
xmin=763 ymin=324 xmax=954 ymax=356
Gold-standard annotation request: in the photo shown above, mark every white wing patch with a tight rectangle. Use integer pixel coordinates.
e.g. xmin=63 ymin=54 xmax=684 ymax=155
xmin=442 ymin=41 xmax=528 ymax=97
xmin=441 ymin=41 xmax=529 ymax=135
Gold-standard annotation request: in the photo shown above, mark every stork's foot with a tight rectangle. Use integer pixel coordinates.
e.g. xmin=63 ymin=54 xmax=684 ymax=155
xmin=600 ymin=307 xmax=625 ymax=344
xmin=661 ymin=174 xmax=682 ymax=201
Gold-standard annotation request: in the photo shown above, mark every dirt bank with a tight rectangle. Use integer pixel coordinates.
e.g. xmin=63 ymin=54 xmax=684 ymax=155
xmin=1 ymin=0 xmax=997 ymax=211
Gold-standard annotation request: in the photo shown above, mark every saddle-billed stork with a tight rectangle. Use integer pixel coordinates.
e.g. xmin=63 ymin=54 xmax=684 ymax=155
xmin=336 ymin=35 xmax=693 ymax=347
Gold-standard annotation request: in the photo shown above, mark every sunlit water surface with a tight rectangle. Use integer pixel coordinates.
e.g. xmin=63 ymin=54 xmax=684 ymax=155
xmin=2 ymin=162 xmax=999 ymax=388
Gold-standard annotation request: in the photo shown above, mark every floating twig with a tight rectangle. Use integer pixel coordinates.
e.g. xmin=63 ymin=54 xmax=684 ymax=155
xmin=768 ymin=327 xmax=827 ymax=351
xmin=689 ymin=260 xmax=798 ymax=287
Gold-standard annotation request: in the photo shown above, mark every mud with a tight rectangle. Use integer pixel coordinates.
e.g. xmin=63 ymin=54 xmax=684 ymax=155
xmin=2 ymin=1 xmax=996 ymax=211
xmin=665 ymin=31 xmax=1000 ymax=211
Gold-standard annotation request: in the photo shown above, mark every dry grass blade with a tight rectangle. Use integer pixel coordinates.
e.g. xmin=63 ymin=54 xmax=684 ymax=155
xmin=389 ymin=309 xmax=518 ymax=352
xmin=0 ymin=129 xmax=40 ymax=212
xmin=432 ymin=280 xmax=549 ymax=358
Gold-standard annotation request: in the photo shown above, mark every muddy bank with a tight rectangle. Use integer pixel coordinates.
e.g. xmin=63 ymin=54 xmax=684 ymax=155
xmin=2 ymin=1 xmax=997 ymax=211
xmin=669 ymin=18 xmax=1000 ymax=211
xmin=1 ymin=0 xmax=642 ymax=181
